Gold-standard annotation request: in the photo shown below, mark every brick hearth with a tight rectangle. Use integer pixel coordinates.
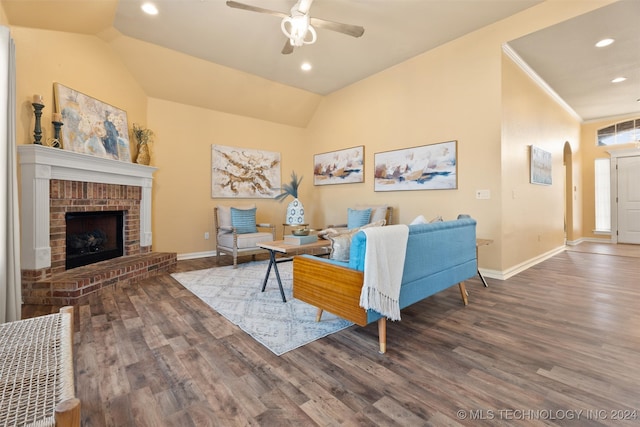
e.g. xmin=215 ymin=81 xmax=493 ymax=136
xmin=22 ymin=252 xmax=176 ymax=306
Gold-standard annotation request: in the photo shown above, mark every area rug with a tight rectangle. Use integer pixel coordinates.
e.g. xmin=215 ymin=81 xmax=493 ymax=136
xmin=171 ymin=260 xmax=353 ymax=355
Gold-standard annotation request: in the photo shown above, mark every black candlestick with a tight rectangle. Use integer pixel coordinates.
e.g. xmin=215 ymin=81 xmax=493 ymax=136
xmin=32 ymin=102 xmax=44 ymax=145
xmin=51 ymin=120 xmax=63 ymax=148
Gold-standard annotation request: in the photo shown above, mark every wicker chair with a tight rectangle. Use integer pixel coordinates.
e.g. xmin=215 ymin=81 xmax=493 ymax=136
xmin=214 ymin=205 xmax=275 ymax=268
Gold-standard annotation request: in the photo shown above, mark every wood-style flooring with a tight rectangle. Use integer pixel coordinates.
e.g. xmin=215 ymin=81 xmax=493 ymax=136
xmin=22 ymin=243 xmax=640 ymax=426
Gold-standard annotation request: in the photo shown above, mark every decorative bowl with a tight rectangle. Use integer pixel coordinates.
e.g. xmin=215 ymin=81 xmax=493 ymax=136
xmin=292 ymin=228 xmax=310 ymax=236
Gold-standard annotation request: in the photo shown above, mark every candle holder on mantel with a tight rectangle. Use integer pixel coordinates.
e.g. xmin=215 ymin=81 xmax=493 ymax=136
xmin=50 ymin=119 xmax=63 ymax=148
xmin=32 ymin=102 xmax=44 ymax=145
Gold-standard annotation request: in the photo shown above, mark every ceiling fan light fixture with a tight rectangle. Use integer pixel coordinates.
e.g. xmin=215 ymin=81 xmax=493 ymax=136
xmin=281 ymin=14 xmax=317 ymax=47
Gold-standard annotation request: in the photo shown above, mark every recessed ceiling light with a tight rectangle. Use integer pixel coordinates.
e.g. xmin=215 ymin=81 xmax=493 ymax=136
xmin=301 ymin=62 xmax=312 ymax=71
xmin=611 ymin=77 xmax=626 ymax=83
xmin=595 ymin=38 xmax=614 ymax=47
xmin=141 ymin=2 xmax=158 ymax=15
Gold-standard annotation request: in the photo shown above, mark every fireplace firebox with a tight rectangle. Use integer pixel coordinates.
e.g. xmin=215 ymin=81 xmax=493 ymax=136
xmin=65 ymin=210 xmax=124 ymax=270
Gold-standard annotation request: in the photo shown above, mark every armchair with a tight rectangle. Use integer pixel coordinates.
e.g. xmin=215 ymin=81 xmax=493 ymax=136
xmin=214 ymin=205 xmax=275 ymax=268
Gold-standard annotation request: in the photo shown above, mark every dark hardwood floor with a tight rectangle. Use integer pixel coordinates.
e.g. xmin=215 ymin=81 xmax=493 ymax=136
xmin=22 ymin=243 xmax=640 ymax=426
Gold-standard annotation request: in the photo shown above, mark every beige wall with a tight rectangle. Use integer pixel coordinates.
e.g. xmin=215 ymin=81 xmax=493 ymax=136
xmin=7 ymin=0 xmax=621 ymax=277
xmin=0 ymin=2 xmax=7 ymax=25
xmin=501 ymin=54 xmax=581 ymax=272
xmin=148 ymin=98 xmax=307 ymax=255
xmin=11 ymin=26 xmax=146 ymax=158
xmin=305 ymin=30 xmax=503 ymax=261
xmin=580 ymin=114 xmax=640 ymax=240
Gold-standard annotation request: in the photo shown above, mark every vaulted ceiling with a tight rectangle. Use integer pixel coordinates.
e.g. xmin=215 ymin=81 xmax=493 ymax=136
xmin=4 ymin=0 xmax=639 ymax=126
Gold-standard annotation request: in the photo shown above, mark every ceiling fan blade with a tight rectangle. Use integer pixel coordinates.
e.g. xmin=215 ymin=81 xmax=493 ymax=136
xmin=310 ymin=17 xmax=364 ymax=38
xmin=281 ymin=39 xmax=294 ymax=55
xmin=226 ymin=1 xmax=288 ymax=19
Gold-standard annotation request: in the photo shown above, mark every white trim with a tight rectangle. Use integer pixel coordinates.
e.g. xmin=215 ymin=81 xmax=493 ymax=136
xmin=177 ymin=250 xmax=216 ymax=261
xmin=18 ymin=144 xmax=157 ymax=270
xmin=480 ymin=245 xmax=566 ymax=281
xmin=502 ymin=43 xmax=582 ymax=122
xmin=607 ymin=147 xmax=640 ymax=244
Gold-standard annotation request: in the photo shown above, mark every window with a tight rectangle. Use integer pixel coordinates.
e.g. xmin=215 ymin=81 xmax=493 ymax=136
xmin=594 ymin=158 xmax=610 ymax=233
xmin=597 ymin=118 xmax=640 ymax=146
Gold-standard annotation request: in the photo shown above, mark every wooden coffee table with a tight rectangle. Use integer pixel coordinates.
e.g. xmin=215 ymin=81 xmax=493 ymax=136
xmin=256 ymin=239 xmax=331 ymax=302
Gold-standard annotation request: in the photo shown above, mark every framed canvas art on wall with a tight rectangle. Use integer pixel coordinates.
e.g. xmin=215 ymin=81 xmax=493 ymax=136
xmin=374 ymin=140 xmax=457 ymax=191
xmin=313 ymin=145 xmax=364 ymax=186
xmin=211 ymin=145 xmax=281 ymax=198
xmin=530 ymin=145 xmax=552 ymax=185
xmin=53 ymin=83 xmax=131 ymax=162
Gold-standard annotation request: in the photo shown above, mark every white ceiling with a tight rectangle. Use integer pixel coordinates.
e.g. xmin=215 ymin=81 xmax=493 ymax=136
xmin=112 ymin=0 xmax=542 ymax=95
xmin=5 ymin=0 xmax=639 ymax=123
xmin=507 ymin=0 xmax=640 ymax=122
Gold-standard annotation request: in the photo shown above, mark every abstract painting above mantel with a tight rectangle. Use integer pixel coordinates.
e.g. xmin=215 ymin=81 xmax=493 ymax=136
xmin=374 ymin=140 xmax=457 ymax=191
xmin=313 ymin=145 xmax=364 ymax=186
xmin=211 ymin=145 xmax=281 ymax=198
xmin=53 ymin=83 xmax=131 ymax=162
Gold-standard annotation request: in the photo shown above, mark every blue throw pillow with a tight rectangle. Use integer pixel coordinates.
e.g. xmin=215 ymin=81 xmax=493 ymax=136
xmin=347 ymin=208 xmax=371 ymax=229
xmin=230 ymin=207 xmax=258 ymax=234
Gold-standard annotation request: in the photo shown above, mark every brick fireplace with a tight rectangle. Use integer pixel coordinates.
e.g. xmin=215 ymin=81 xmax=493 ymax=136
xmin=18 ymin=145 xmax=176 ymax=305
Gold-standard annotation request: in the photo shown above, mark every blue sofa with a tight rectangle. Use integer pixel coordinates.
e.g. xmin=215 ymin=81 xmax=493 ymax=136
xmin=292 ymin=217 xmax=477 ymax=353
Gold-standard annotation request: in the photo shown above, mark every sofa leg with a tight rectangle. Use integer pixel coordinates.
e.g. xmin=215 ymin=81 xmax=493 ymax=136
xmin=378 ymin=318 xmax=387 ymax=354
xmin=458 ymin=281 xmax=469 ymax=306
xmin=316 ymin=308 xmax=323 ymax=322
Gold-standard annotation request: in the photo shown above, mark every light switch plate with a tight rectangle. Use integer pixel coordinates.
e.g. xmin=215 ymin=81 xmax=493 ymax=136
xmin=476 ymin=189 xmax=490 ymax=199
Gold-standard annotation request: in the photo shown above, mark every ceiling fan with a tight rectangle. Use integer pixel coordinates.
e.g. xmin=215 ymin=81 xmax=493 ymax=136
xmin=226 ymin=0 xmax=365 ymax=54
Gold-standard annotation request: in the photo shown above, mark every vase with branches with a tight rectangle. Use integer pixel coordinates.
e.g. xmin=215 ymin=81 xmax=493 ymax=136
xmin=277 ymin=171 xmax=305 ymax=225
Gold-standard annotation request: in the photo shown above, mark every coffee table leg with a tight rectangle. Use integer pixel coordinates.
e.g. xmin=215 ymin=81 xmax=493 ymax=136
xmin=261 ymin=250 xmax=287 ymax=302
xmin=261 ymin=250 xmax=275 ymax=292
xmin=273 ymin=260 xmax=286 ymax=303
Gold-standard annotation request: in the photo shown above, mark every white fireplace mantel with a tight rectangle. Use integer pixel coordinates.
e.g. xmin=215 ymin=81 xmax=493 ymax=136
xmin=18 ymin=144 xmax=157 ymax=270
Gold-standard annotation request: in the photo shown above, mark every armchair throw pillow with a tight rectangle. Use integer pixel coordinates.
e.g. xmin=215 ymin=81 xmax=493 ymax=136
xmin=230 ymin=207 xmax=258 ymax=234
xmin=217 ymin=204 xmax=256 ymax=230
xmin=347 ymin=208 xmax=372 ymax=229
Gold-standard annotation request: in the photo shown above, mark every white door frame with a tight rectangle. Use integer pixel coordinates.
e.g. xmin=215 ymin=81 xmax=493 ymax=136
xmin=608 ymin=147 xmax=640 ymax=243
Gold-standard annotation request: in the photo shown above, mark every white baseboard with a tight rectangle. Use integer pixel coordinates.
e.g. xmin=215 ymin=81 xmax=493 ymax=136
xmin=177 ymin=250 xmax=216 ymax=261
xmin=569 ymin=237 xmax=615 ymax=245
xmin=566 ymin=237 xmax=585 ymax=246
xmin=480 ymin=244 xmax=566 ymax=281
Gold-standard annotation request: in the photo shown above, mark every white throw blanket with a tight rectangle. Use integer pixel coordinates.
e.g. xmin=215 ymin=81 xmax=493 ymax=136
xmin=359 ymin=224 xmax=409 ymax=321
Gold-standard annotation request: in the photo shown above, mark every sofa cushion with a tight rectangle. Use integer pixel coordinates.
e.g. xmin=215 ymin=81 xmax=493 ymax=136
xmin=328 ymin=219 xmax=386 ymax=262
xmin=328 ymin=231 xmax=356 ymax=262
xmin=347 ymin=208 xmax=372 ymax=229
xmin=410 ymin=214 xmax=443 ymax=225
xmin=230 ymin=207 xmax=258 ymax=234
xmin=357 ymin=204 xmax=389 ymax=223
